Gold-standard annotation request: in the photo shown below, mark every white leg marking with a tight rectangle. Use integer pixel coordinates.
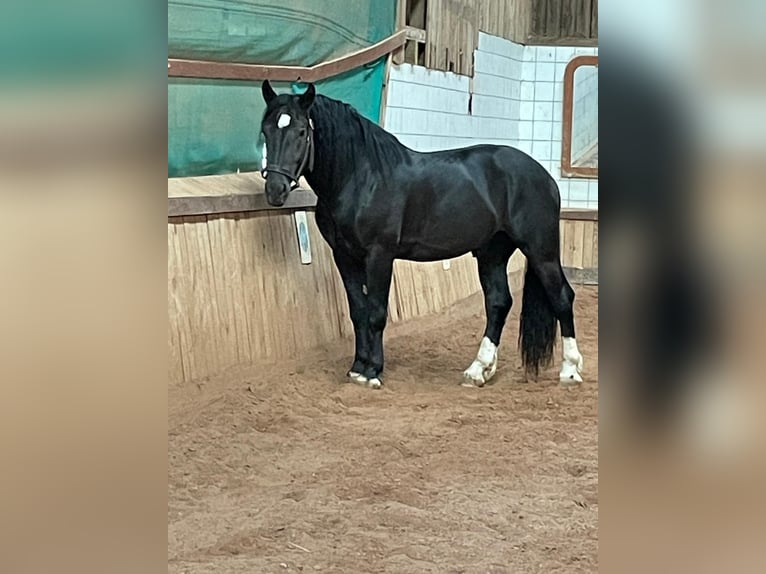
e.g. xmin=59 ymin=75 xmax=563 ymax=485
xmin=367 ymin=378 xmax=382 ymax=389
xmin=559 ymin=336 xmax=584 ymax=384
xmin=462 ymin=336 xmax=498 ymax=387
xmin=347 ymin=371 xmax=381 ymax=389
xmin=277 ymin=113 xmax=291 ymax=128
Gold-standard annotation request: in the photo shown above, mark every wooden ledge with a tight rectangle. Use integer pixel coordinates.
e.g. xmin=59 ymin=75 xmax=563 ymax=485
xmin=168 ymin=172 xmax=316 ymax=217
xmin=560 ymin=208 xmax=598 ymax=221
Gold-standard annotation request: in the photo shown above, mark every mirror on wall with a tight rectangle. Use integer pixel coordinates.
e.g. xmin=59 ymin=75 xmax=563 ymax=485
xmin=561 ymin=56 xmax=598 ymax=178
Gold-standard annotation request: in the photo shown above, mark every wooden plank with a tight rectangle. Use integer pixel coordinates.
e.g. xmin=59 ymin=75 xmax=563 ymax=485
xmin=561 ymin=0 xmax=576 ymax=38
xmin=466 ymin=19 xmax=476 ymax=76
xmin=168 ymin=190 xmax=317 ymax=217
xmin=428 ymin=0 xmax=442 ymax=70
xmin=206 ymin=216 xmax=243 ymax=371
xmin=397 ymin=0 xmax=407 ymax=29
xmin=561 ymin=220 xmax=574 ymax=267
xmin=559 ymin=220 xmax=566 ymax=256
xmin=222 ymin=215 xmax=253 ymax=364
xmin=388 ymin=268 xmax=401 ymax=323
xmin=577 ymin=0 xmax=593 ymax=39
xmin=592 ymin=221 xmax=599 ymax=268
xmin=230 ymin=213 xmax=261 ymax=360
xmin=178 ymin=217 xmax=208 ymax=380
xmin=591 ymin=0 xmax=599 ymax=38
xmin=560 ymin=208 xmax=598 ymax=221
xmin=168 ymin=30 xmax=407 ymax=82
xmin=581 ymin=221 xmax=595 ymax=269
xmin=393 ymin=0 xmax=407 ymax=65
xmin=531 ymin=0 xmax=549 ymax=39
xmin=171 ymin=220 xmax=197 ymax=382
xmin=549 ymin=0 xmax=563 ymax=41
xmin=192 ymin=215 xmax=223 ymax=377
xmin=571 ymin=219 xmax=586 ymax=269
xmin=167 ymin=223 xmax=185 ymax=384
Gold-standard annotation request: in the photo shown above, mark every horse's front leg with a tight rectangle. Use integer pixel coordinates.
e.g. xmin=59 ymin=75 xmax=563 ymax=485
xmin=360 ymin=249 xmax=394 ymax=389
xmin=332 ymin=249 xmax=372 ymax=383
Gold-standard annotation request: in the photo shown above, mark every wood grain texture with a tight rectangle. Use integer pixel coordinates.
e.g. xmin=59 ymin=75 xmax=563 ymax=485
xmin=168 ymin=210 xmax=597 ymax=384
xmin=419 ymin=0 xmax=596 ymax=74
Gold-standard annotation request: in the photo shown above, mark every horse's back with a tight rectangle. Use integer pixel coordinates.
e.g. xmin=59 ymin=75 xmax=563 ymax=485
xmin=383 ymin=144 xmax=559 ymax=260
xmin=404 ymin=143 xmax=559 ymax=215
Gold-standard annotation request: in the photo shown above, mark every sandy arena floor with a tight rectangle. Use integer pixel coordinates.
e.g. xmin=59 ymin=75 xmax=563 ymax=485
xmin=169 ymin=286 xmax=598 ymax=573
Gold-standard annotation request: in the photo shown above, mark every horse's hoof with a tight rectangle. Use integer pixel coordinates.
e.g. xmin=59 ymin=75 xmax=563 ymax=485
xmin=559 ymin=370 xmax=583 ymax=386
xmin=559 ymin=359 xmax=583 ymax=385
xmin=347 ymin=371 xmax=382 ymax=389
xmin=347 ymin=371 xmax=367 ymax=385
xmin=461 ymin=371 xmax=485 ymax=388
xmin=462 ymin=360 xmax=487 ymax=387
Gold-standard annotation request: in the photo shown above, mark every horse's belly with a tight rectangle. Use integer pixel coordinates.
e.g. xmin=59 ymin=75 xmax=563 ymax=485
xmin=396 ymin=227 xmax=492 ymax=261
xmin=396 ymin=201 xmax=499 ymax=261
xmin=398 ymin=244 xmax=471 ymax=262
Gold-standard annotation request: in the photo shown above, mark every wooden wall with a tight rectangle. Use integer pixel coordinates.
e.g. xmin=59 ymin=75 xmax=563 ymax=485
xmin=560 ymin=213 xmax=598 ymax=277
xmin=526 ymin=0 xmax=598 ymax=44
xmin=168 ymin=211 xmax=351 ymax=385
xmin=168 ymin=209 xmax=597 ymax=385
xmin=402 ymin=0 xmax=598 ymax=74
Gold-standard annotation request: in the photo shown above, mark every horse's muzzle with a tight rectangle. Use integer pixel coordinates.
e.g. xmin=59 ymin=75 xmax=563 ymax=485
xmin=265 ymin=177 xmax=290 ymax=207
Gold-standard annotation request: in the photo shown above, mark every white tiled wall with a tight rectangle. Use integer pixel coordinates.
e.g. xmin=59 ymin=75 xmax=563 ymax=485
xmin=384 ymin=32 xmax=598 ymax=209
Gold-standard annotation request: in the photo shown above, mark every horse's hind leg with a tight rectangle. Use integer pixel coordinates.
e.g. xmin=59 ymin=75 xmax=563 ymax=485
xmin=463 ymin=234 xmax=515 ymax=387
xmin=527 ymin=257 xmax=584 ymax=384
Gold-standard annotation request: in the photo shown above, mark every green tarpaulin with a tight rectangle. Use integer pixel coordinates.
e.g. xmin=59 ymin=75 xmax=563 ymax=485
xmin=168 ymin=1 xmax=396 ymax=177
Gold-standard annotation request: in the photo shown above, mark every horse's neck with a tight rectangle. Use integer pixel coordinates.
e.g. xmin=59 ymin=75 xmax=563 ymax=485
xmin=305 ymin=101 xmax=393 ymax=199
xmin=304 ymin=105 xmax=349 ymax=198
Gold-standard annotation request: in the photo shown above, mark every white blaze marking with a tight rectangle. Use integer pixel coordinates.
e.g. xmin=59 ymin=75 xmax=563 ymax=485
xmin=277 ymin=113 xmax=291 ymax=128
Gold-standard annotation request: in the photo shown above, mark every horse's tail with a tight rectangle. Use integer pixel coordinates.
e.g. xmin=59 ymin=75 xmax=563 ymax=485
xmin=519 ymin=261 xmax=556 ymax=378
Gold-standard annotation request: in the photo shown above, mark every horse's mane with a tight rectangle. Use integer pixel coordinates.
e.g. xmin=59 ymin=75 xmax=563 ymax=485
xmin=310 ymin=95 xmax=411 ymax=181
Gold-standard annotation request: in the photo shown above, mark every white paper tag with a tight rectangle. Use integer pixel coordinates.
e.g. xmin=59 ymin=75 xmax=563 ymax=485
xmin=294 ymin=211 xmax=312 ymax=264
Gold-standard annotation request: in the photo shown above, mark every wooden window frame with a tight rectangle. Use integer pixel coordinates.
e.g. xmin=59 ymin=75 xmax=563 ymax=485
xmin=561 ymin=55 xmax=598 ymax=179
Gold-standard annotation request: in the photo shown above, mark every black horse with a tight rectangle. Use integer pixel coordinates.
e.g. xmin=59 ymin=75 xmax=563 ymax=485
xmin=259 ymin=81 xmax=583 ymax=389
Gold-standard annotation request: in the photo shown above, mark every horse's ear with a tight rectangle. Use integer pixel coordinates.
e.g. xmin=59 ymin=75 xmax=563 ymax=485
xmin=298 ymin=83 xmax=316 ymax=111
xmin=262 ymin=80 xmax=277 ymax=104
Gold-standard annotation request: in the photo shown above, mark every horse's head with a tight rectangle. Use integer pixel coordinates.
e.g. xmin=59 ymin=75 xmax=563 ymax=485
xmin=260 ymin=80 xmax=316 ymax=207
